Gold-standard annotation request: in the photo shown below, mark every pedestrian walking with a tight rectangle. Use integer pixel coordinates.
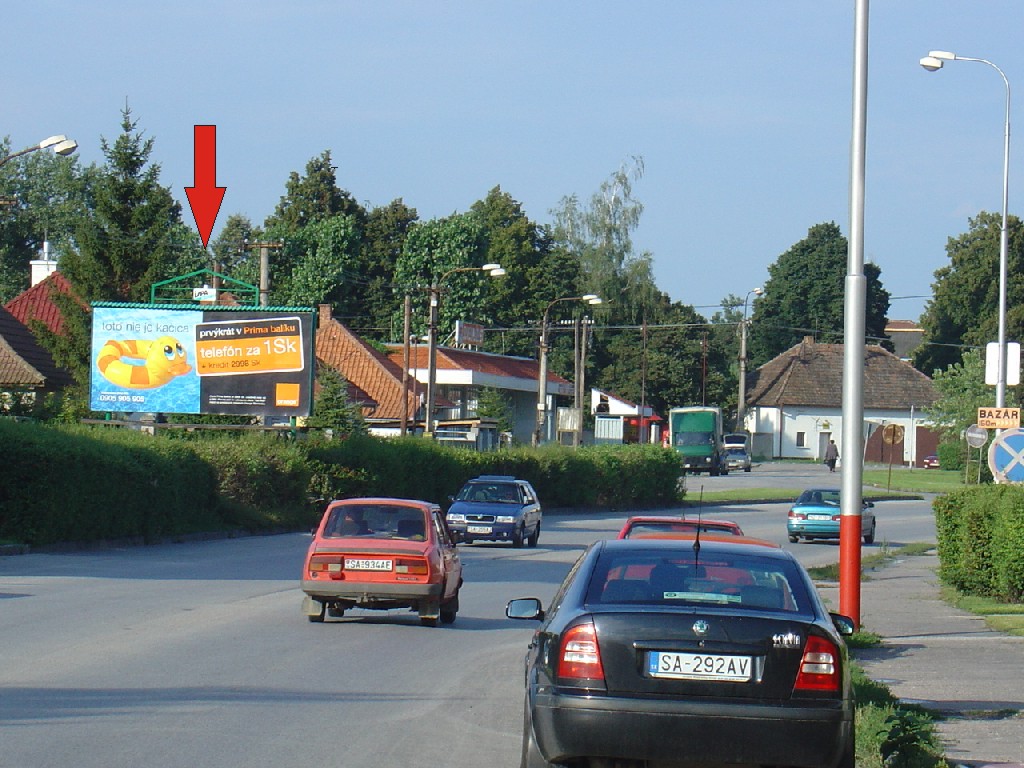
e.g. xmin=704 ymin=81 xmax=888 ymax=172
xmin=824 ymin=440 xmax=839 ymax=472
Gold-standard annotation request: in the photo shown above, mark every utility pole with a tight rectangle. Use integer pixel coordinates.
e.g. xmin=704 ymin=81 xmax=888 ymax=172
xmin=401 ymin=294 xmax=411 ymax=436
xmin=244 ymin=240 xmax=283 ymax=306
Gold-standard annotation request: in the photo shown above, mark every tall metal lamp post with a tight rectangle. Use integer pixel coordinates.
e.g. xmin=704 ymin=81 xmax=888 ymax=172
xmin=534 ymin=294 xmax=602 ymax=447
xmin=424 ymin=263 xmax=505 ymax=435
xmin=0 ymin=135 xmax=78 ymax=168
xmin=736 ymin=287 xmax=763 ymax=430
xmin=920 ymin=50 xmax=1011 ymax=408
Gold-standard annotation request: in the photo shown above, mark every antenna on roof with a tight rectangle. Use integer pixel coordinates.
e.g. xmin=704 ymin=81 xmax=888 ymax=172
xmin=693 ymin=485 xmax=703 ymax=555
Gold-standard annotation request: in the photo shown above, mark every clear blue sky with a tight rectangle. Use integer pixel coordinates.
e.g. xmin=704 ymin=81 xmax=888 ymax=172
xmin=5 ymin=1 xmax=1022 ymax=324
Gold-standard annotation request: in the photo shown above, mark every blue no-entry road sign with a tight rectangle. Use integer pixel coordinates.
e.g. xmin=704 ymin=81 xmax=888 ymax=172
xmin=988 ymin=428 xmax=1024 ymax=484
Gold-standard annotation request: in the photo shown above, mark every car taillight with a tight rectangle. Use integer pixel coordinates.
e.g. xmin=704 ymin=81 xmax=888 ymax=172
xmin=794 ymin=635 xmax=841 ymax=692
xmin=557 ymin=621 xmax=605 ymax=687
xmin=394 ymin=557 xmax=428 ymax=575
xmin=788 ymin=510 xmax=806 ymax=520
xmin=308 ymin=555 xmax=343 ymax=575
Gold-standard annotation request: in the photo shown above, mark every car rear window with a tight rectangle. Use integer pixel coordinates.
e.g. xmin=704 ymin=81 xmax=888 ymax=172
xmin=797 ymin=490 xmax=841 ymax=505
xmin=586 ymin=549 xmax=811 ymax=614
xmin=322 ymin=504 xmax=427 ymax=540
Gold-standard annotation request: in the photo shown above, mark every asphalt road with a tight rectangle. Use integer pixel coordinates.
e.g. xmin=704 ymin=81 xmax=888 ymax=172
xmin=0 ymin=493 xmax=936 ymax=768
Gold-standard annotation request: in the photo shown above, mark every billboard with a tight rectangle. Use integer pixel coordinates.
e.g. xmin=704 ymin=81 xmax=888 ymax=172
xmin=90 ymin=305 xmax=315 ymax=417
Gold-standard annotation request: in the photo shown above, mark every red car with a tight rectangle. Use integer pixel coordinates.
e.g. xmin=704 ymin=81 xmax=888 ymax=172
xmin=301 ymin=498 xmax=463 ymax=627
xmin=617 ymin=515 xmax=744 ymax=539
xmin=922 ymin=455 xmax=941 ymax=469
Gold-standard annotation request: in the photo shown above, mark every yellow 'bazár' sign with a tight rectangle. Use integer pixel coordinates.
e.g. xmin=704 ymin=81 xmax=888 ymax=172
xmin=977 ymin=407 xmax=1021 ymax=430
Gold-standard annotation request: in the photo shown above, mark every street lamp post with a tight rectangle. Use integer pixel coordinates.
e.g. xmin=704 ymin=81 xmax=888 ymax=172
xmin=0 ymin=135 xmax=78 ymax=168
xmin=920 ymin=50 xmax=1011 ymax=408
xmin=736 ymin=287 xmax=763 ymax=430
xmin=424 ymin=263 xmax=505 ymax=436
xmin=534 ymin=294 xmax=602 ymax=447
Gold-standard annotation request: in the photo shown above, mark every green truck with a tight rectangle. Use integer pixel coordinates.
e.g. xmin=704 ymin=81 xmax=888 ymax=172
xmin=667 ymin=406 xmax=728 ymax=476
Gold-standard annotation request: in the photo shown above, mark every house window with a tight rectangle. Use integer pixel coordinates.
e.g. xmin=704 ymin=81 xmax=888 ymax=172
xmin=796 ymin=431 xmax=807 ymax=448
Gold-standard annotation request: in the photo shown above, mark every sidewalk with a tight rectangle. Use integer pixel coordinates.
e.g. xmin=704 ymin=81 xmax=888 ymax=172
xmin=822 ymin=552 xmax=1024 ymax=767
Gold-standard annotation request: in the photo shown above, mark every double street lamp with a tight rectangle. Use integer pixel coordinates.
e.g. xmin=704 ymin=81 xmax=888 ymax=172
xmin=424 ymin=263 xmax=505 ymax=435
xmin=534 ymin=294 xmax=602 ymax=447
xmin=736 ymin=287 xmax=762 ymax=430
xmin=920 ymin=50 xmax=1011 ymax=408
xmin=0 ymin=134 xmax=78 ymax=168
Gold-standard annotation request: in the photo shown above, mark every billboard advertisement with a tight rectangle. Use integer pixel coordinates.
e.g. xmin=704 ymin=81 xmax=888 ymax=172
xmin=90 ymin=305 xmax=315 ymax=417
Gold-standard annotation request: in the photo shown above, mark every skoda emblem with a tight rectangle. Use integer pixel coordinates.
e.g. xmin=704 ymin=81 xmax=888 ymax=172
xmin=692 ymin=619 xmax=710 ymax=636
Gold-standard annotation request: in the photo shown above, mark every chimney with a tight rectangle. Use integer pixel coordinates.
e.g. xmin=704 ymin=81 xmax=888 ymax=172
xmin=318 ymin=303 xmax=333 ymax=328
xmin=30 ymin=240 xmax=58 ymax=286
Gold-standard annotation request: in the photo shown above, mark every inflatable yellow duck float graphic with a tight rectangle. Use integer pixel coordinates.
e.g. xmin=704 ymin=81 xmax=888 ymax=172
xmin=97 ymin=336 xmax=193 ymax=389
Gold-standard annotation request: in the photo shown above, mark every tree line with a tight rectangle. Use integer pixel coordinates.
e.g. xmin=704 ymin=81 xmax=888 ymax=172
xmin=2 ymin=108 xmax=1021 ymax=431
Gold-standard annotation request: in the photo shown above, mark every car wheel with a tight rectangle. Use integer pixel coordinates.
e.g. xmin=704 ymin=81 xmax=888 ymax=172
xmin=307 ymin=601 xmax=326 ymax=623
xmin=789 ymin=535 xmax=799 ymax=544
xmin=864 ymin=520 xmax=876 ymax=545
xmin=440 ymin=591 xmax=459 ymax=625
xmin=527 ymin=523 xmax=540 ymax=548
xmin=512 ymin=526 xmax=525 ymax=548
xmin=744 ymin=466 xmax=751 ymax=472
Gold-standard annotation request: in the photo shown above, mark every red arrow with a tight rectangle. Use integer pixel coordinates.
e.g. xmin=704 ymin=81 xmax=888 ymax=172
xmin=185 ymin=125 xmax=226 ymax=249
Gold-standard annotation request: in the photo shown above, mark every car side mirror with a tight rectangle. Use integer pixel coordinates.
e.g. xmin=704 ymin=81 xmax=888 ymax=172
xmin=864 ymin=501 xmax=875 ymax=509
xmin=830 ymin=613 xmax=856 ymax=636
xmin=506 ymin=597 xmax=544 ymax=621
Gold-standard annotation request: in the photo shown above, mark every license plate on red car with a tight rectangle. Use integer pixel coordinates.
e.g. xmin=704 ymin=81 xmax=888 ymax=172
xmin=647 ymin=651 xmax=752 ymax=681
xmin=344 ymin=558 xmax=392 ymax=571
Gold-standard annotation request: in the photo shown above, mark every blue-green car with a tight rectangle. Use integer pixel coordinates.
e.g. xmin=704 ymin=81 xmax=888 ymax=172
xmin=787 ymin=488 xmax=876 ymax=544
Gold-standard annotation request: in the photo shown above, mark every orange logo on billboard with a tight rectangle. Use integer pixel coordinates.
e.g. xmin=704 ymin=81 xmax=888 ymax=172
xmin=275 ymin=382 xmax=300 ymax=407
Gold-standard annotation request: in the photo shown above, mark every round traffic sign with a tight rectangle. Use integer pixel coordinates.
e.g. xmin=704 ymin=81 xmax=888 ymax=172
xmin=965 ymin=424 xmax=988 ymax=448
xmin=988 ymin=428 xmax=1024 ymax=483
xmin=882 ymin=424 xmax=904 ymax=445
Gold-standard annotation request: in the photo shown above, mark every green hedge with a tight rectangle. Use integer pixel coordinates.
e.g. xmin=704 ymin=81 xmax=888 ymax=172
xmin=0 ymin=421 xmax=682 ymax=547
xmin=934 ymin=485 xmax=1024 ymax=601
xmin=0 ymin=419 xmax=220 ymax=546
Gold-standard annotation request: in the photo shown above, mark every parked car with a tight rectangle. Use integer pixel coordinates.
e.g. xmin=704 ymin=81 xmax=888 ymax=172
xmin=617 ymin=515 xmax=744 ymax=539
xmin=724 ymin=446 xmax=753 ymax=472
xmin=923 ymin=454 xmax=941 ymax=469
xmin=787 ymin=487 xmax=876 ymax=544
xmin=301 ymin=497 xmax=462 ymax=627
xmin=446 ymin=475 xmax=541 ymax=547
xmin=506 ymin=537 xmax=856 ymax=768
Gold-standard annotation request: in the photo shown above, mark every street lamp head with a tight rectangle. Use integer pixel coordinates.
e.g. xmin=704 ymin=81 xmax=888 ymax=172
xmin=929 ymin=50 xmax=957 ymax=61
xmin=582 ymin=294 xmax=602 ymax=305
xmin=52 ymin=139 xmax=78 ymax=157
xmin=487 ymin=267 xmax=507 ymax=277
xmin=482 ymin=263 xmax=501 ymax=272
xmin=920 ymin=56 xmax=944 ymax=72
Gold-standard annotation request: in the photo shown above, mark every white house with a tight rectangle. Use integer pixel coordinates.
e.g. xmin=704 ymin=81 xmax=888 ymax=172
xmin=741 ymin=337 xmax=940 ymax=467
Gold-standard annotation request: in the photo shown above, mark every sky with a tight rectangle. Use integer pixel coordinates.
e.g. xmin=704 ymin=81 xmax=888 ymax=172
xmin=5 ymin=1 xmax=1023 ymax=324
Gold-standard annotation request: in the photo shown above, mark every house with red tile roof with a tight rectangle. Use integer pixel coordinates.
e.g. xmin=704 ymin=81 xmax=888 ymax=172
xmin=314 ymin=305 xmax=572 ymax=444
xmin=387 ymin=341 xmax=572 ymax=445
xmin=0 ymin=304 xmax=75 ymax=408
xmin=743 ymin=336 xmax=940 ymax=466
xmin=4 ymin=270 xmax=85 ymax=336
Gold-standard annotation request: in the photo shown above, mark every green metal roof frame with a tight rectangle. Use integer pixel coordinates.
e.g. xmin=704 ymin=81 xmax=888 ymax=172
xmin=149 ymin=269 xmax=259 ymax=305
xmin=92 ymin=301 xmax=315 ymax=313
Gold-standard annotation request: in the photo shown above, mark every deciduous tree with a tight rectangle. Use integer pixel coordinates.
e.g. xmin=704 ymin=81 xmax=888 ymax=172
xmin=748 ymin=222 xmax=890 ymax=365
